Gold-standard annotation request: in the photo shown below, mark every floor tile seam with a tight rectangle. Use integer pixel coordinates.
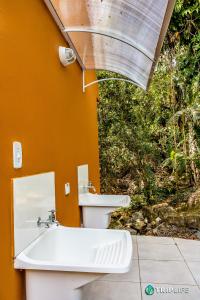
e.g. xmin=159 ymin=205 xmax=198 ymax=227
xmin=140 ymin=280 xmax=198 ymax=286
xmin=185 ymin=259 xmax=200 ymax=262
xmin=96 ymin=279 xmax=140 ymax=283
xmin=139 ymin=258 xmax=185 ymax=262
xmin=141 ymin=282 xmax=198 ymax=287
xmin=174 ymin=237 xmax=200 ymax=246
xmin=138 ymin=258 xmax=183 ymax=261
xmin=136 ymin=236 xmax=143 ymax=300
xmin=171 ymin=241 xmax=199 ymax=286
xmin=137 ymin=243 xmax=175 ymax=246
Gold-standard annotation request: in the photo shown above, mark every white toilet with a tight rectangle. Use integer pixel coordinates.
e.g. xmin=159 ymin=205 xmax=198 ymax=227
xmin=78 ymin=165 xmax=131 ymax=228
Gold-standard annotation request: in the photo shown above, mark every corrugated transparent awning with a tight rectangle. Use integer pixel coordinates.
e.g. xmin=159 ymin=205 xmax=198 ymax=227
xmin=44 ymin=0 xmax=175 ymax=90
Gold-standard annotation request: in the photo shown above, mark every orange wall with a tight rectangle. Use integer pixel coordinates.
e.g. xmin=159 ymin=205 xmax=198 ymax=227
xmin=0 ymin=1 xmax=100 ymax=299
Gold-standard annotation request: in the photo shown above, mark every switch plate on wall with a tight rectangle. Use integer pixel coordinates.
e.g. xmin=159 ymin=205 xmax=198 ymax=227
xmin=65 ymin=183 xmax=70 ymax=195
xmin=13 ymin=141 xmax=22 ymax=169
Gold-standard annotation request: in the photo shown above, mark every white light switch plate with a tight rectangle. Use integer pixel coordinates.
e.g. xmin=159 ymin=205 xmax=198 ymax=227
xmin=65 ymin=183 xmax=70 ymax=195
xmin=13 ymin=141 xmax=22 ymax=169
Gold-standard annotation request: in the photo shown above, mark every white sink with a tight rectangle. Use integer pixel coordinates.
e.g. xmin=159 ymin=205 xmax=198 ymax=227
xmin=79 ymin=193 xmax=131 ymax=228
xmin=79 ymin=193 xmax=131 ymax=207
xmin=15 ymin=225 xmax=132 ymax=300
xmin=13 ymin=172 xmax=132 ymax=300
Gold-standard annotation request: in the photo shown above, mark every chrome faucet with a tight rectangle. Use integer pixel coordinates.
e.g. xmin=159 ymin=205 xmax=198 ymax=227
xmin=37 ymin=209 xmax=59 ymax=228
xmin=82 ymin=181 xmax=96 ymax=193
xmin=89 ymin=181 xmax=96 ymax=193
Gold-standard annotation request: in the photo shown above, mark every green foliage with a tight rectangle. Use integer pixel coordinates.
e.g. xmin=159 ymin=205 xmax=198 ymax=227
xmin=97 ymin=0 xmax=200 ymax=204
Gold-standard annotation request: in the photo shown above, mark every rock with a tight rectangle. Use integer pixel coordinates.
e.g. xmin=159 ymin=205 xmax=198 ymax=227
xmin=131 ymin=211 xmax=144 ymax=222
xmin=126 ymin=223 xmax=133 ymax=228
xmin=184 ymin=214 xmax=200 ymax=229
xmin=112 ymin=223 xmax=124 ymax=230
xmin=133 ymin=219 xmax=146 ymax=231
xmin=146 ymin=223 xmax=152 ymax=231
xmin=158 ymin=206 xmax=175 ymax=219
xmin=152 ymin=203 xmax=169 ymax=210
xmin=129 ymin=211 xmax=146 ymax=232
xmin=195 ymin=231 xmax=200 ymax=239
xmin=119 ymin=215 xmax=130 ymax=225
xmin=142 ymin=204 xmax=175 ymax=222
xmin=188 ymin=188 xmax=200 ymax=207
xmin=153 ymin=204 xmax=172 ymax=219
xmin=109 ymin=189 xmax=200 ymax=240
xmin=109 ymin=220 xmax=125 ymax=229
xmin=166 ymin=214 xmax=185 ymax=227
xmin=142 ymin=206 xmax=156 ymax=221
xmin=111 ymin=210 xmax=123 ymax=220
xmin=146 ymin=230 xmax=154 ymax=236
xmin=155 ymin=217 xmax=162 ymax=224
xmin=152 ymin=228 xmax=158 ymax=235
xmin=176 ymin=203 xmax=188 ymax=212
xmin=165 ymin=211 xmax=200 ymax=229
xmin=150 ymin=220 xmax=156 ymax=227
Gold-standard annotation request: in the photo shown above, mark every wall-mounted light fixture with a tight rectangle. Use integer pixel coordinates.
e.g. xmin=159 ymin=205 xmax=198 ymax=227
xmin=58 ymin=46 xmax=76 ymax=67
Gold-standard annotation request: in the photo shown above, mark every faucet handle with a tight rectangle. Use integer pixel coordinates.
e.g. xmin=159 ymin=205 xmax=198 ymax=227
xmin=88 ymin=181 xmax=96 ymax=193
xmin=48 ymin=209 xmax=56 ymax=216
xmin=48 ymin=209 xmax=59 ymax=226
xmin=48 ymin=209 xmax=56 ymax=221
xmin=37 ymin=217 xmax=41 ymax=226
xmin=48 ymin=209 xmax=56 ymax=213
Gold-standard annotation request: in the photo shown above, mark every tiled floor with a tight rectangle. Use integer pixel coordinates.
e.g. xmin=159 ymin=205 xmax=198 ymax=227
xmin=83 ymin=236 xmax=200 ymax=300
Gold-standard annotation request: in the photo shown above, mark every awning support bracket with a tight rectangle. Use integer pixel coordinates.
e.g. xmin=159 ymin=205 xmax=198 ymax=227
xmin=82 ymin=70 xmax=141 ymax=93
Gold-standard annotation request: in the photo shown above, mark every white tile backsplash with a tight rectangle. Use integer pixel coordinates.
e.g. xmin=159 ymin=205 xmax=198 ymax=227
xmin=13 ymin=172 xmax=55 ymax=256
xmin=77 ymin=164 xmax=89 ymax=194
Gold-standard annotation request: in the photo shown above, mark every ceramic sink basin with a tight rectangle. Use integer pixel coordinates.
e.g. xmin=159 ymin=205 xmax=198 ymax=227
xmin=15 ymin=225 xmax=132 ymax=273
xmin=13 ymin=172 xmax=132 ymax=300
xmin=15 ymin=225 xmax=132 ymax=300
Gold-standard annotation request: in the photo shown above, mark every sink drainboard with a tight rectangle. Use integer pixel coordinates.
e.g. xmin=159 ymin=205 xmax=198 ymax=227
xmin=94 ymin=240 xmax=123 ymax=265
